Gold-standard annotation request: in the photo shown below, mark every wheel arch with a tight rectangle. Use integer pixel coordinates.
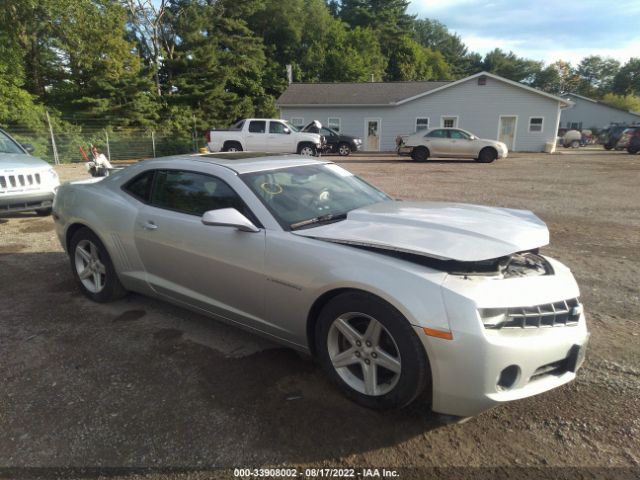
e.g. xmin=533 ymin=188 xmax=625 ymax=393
xmin=222 ymin=140 xmax=244 ymax=151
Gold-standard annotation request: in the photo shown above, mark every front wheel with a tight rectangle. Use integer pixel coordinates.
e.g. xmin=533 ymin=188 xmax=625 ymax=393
xmin=69 ymin=228 xmax=127 ymax=302
xmin=298 ymin=144 xmax=318 ymax=157
xmin=477 ymin=147 xmax=498 ymax=163
xmin=315 ymin=292 xmax=430 ymax=409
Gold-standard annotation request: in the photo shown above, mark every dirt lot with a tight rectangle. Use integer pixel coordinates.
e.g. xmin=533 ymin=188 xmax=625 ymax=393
xmin=1 ymin=149 xmax=639 ymax=479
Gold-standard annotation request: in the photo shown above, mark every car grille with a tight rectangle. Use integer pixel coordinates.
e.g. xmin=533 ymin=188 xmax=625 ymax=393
xmin=482 ymin=298 xmax=582 ymax=329
xmin=0 ymin=172 xmax=42 ymax=192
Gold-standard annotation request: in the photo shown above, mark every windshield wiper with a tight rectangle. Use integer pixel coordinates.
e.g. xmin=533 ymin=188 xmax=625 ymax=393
xmin=290 ymin=213 xmax=348 ymax=230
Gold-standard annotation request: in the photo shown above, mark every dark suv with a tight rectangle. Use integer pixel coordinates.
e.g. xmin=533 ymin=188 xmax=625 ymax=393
xmin=601 ymin=125 xmax=630 ymax=150
xmin=302 ymin=124 xmax=362 ymax=156
xmin=617 ymin=127 xmax=640 ymax=154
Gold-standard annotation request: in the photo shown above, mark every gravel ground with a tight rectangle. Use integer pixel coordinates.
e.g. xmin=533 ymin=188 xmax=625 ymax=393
xmin=0 ymin=149 xmax=639 ymax=479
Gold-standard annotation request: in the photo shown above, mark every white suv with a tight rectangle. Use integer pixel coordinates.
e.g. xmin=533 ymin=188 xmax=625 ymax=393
xmin=0 ymin=128 xmax=60 ymax=216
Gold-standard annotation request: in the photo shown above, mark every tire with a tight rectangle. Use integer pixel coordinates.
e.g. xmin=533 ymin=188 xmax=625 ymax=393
xmin=477 ymin=147 xmax=498 ymax=163
xmin=629 ymin=147 xmax=639 ymax=154
xmin=69 ymin=227 xmax=127 ymax=303
xmin=315 ymin=291 xmax=430 ymax=409
xmin=571 ymin=140 xmax=580 ymax=148
xmin=222 ymin=142 xmax=243 ymax=152
xmin=36 ymin=207 xmax=52 ymax=216
xmin=604 ymin=144 xmax=613 ymax=150
xmin=410 ymin=146 xmax=429 ymax=162
xmin=298 ymin=143 xmax=317 ymax=157
xmin=338 ymin=142 xmax=352 ymax=156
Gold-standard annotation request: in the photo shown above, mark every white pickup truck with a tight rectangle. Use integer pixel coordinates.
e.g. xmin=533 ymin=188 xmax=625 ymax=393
xmin=206 ymin=119 xmax=324 ymax=156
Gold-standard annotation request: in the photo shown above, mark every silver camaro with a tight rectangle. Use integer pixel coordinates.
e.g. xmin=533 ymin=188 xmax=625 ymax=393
xmin=53 ymin=154 xmax=589 ymax=417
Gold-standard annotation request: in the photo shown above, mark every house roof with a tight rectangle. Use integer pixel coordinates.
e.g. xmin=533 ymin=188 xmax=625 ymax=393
xmin=276 ymin=80 xmax=452 ymax=106
xmin=277 ymin=71 xmax=572 ymax=108
xmin=564 ymin=92 xmax=640 ymax=117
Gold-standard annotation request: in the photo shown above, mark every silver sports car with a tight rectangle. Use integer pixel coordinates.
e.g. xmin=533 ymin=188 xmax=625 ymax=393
xmin=53 ymin=154 xmax=589 ymax=417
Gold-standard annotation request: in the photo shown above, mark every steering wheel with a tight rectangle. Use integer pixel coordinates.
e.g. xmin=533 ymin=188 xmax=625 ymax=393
xmin=300 ymin=188 xmax=332 ymax=211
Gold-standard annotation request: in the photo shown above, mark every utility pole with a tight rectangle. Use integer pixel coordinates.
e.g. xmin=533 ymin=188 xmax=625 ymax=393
xmin=45 ymin=111 xmax=59 ymax=165
xmin=151 ymin=131 xmax=156 ymax=158
xmin=104 ymin=130 xmax=111 ymax=161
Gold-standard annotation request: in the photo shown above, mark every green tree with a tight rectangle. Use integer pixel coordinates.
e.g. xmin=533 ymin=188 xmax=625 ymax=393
xmin=482 ymin=49 xmax=542 ymax=83
xmin=412 ymin=19 xmax=470 ymax=77
xmin=612 ymin=58 xmax=640 ymax=96
xmin=601 ymin=93 xmax=640 ymax=113
xmin=575 ymin=56 xmax=620 ymax=97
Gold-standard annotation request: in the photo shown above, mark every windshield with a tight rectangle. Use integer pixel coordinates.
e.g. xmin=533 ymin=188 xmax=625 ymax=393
xmin=241 ymin=164 xmax=390 ymax=230
xmin=0 ymin=130 xmax=25 ymax=154
xmin=284 ymin=121 xmax=299 ymax=132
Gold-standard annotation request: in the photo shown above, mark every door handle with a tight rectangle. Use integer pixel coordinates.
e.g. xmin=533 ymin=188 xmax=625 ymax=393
xmin=141 ymin=221 xmax=158 ymax=231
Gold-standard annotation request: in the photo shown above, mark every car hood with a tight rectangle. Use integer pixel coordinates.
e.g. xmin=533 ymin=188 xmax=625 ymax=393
xmin=293 ymin=201 xmax=549 ymax=262
xmin=0 ymin=153 xmax=50 ymax=170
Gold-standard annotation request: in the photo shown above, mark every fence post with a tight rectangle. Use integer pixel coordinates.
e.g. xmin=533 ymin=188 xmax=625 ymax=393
xmin=151 ymin=131 xmax=156 ymax=158
xmin=192 ymin=115 xmax=198 ymax=152
xmin=45 ymin=111 xmax=59 ymax=165
xmin=104 ymin=130 xmax=111 ymax=161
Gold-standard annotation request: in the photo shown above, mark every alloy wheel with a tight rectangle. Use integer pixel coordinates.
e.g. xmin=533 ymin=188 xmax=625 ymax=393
xmin=74 ymin=239 xmax=107 ymax=293
xmin=327 ymin=312 xmax=402 ymax=396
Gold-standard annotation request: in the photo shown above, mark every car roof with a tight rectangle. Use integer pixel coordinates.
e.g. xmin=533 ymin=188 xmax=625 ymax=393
xmin=135 ymin=153 xmax=330 ymax=175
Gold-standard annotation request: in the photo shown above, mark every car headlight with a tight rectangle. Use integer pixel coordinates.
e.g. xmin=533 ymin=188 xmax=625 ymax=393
xmin=48 ymin=167 xmax=60 ymax=184
xmin=355 ymin=138 xmax=363 ymax=144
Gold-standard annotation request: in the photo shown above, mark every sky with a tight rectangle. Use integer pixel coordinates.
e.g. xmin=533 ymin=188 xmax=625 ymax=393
xmin=408 ymin=0 xmax=640 ymax=66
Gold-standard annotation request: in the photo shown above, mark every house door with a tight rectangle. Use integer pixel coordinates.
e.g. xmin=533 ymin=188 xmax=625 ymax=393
xmin=365 ymin=118 xmax=381 ymax=151
xmin=498 ymin=116 xmax=517 ymax=150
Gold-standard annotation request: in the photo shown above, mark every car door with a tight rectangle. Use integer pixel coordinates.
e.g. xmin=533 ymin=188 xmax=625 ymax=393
xmin=423 ymin=129 xmax=449 ymax=156
xmin=133 ymin=168 xmax=273 ymax=333
xmin=245 ymin=120 xmax=267 ymax=151
xmin=448 ymin=129 xmax=476 ymax=158
xmin=267 ymin=120 xmax=295 ymax=153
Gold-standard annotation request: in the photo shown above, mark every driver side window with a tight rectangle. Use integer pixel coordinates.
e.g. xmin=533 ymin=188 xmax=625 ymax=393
xmin=269 ymin=121 xmax=288 ymax=134
xmin=149 ymin=170 xmax=258 ymax=225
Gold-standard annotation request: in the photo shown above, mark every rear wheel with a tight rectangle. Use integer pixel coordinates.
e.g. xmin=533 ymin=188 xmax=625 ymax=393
xmin=477 ymin=147 xmax=498 ymax=163
xmin=315 ymin=291 xmax=430 ymax=409
xmin=222 ymin=142 xmax=243 ymax=152
xmin=338 ymin=142 xmax=352 ymax=156
xmin=628 ymin=147 xmax=639 ymax=154
xmin=69 ymin=228 xmax=127 ymax=302
xmin=410 ymin=146 xmax=429 ymax=162
xmin=36 ymin=207 xmax=52 ymax=216
xmin=571 ymin=140 xmax=580 ymax=148
xmin=604 ymin=144 xmax=613 ymax=150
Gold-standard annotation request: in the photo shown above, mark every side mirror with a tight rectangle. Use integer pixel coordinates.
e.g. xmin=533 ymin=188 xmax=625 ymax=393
xmin=22 ymin=143 xmax=35 ymax=153
xmin=201 ymin=208 xmax=260 ymax=233
xmin=283 ymin=128 xmax=291 ymax=134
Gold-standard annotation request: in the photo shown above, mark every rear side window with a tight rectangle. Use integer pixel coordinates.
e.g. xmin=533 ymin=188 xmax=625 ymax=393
xmin=124 ymin=171 xmax=155 ymax=202
xmin=426 ymin=129 xmax=446 ymax=138
xmin=248 ymin=121 xmax=266 ymax=133
xmin=150 ymin=170 xmax=249 ymax=218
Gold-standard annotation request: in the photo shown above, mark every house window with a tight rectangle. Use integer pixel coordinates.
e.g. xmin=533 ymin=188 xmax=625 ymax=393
xmin=441 ymin=116 xmax=458 ymax=128
xmin=327 ymin=117 xmax=341 ymax=132
xmin=529 ymin=117 xmax=544 ymax=133
xmin=416 ymin=118 xmax=429 ymax=131
xmin=570 ymin=122 xmax=582 ymax=130
xmin=290 ymin=118 xmax=304 ymax=128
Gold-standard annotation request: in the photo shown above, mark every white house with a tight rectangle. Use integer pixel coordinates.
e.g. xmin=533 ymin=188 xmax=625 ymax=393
xmin=560 ymin=93 xmax=640 ymax=131
xmin=277 ymin=71 xmax=572 ymax=152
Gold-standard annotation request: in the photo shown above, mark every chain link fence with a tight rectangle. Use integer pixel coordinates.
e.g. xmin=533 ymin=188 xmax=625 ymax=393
xmin=2 ymin=116 xmax=207 ymax=165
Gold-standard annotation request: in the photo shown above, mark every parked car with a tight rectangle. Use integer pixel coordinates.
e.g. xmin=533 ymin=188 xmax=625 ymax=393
xmin=53 ymin=153 xmax=588 ymax=418
xmin=600 ymin=125 xmax=629 ymax=150
xmin=301 ymin=122 xmax=362 ymax=156
xmin=397 ymin=127 xmax=508 ymax=163
xmin=205 ymin=119 xmax=324 ymax=156
xmin=561 ymin=130 xmax=582 ymax=148
xmin=0 ymin=127 xmax=59 ymax=216
xmin=616 ymin=127 xmax=640 ymax=154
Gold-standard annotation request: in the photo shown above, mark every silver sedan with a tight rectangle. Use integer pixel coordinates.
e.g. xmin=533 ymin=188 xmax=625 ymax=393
xmin=53 ymin=154 xmax=588 ymax=417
